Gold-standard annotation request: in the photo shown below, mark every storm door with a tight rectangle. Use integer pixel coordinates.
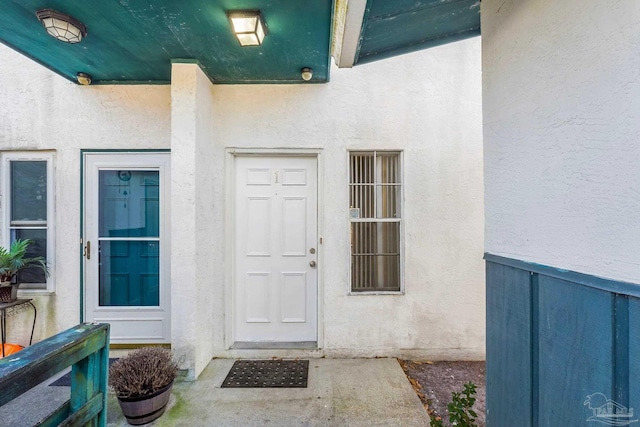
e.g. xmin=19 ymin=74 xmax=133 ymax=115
xmin=83 ymin=153 xmax=170 ymax=343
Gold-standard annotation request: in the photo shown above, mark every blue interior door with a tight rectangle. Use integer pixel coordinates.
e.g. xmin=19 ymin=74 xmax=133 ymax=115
xmin=98 ymin=170 xmax=160 ymax=307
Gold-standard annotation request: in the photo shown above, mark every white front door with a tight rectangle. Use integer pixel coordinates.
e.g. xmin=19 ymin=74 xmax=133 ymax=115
xmin=234 ymin=155 xmax=318 ymax=344
xmin=84 ymin=153 xmax=171 ymax=343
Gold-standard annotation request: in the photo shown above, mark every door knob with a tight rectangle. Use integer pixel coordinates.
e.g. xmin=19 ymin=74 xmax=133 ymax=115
xmin=309 ymin=260 xmax=317 ymax=267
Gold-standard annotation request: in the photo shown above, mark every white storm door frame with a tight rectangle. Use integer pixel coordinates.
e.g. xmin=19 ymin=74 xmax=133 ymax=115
xmin=83 ymin=152 xmax=171 ymax=344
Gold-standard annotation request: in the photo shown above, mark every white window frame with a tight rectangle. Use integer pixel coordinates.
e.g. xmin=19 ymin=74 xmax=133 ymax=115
xmin=348 ymin=150 xmax=404 ymax=295
xmin=1 ymin=151 xmax=55 ymax=294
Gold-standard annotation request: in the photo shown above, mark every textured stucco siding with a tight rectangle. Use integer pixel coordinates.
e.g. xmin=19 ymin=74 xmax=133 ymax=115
xmin=170 ymin=63 xmax=217 ymax=378
xmin=483 ymin=0 xmax=640 ymax=283
xmin=0 ymin=42 xmax=170 ymax=345
xmin=209 ymin=37 xmax=484 ymax=360
xmin=0 ymin=35 xmax=484 ymax=373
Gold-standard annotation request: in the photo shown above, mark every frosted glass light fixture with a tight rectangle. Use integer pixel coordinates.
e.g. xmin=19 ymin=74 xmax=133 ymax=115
xmin=301 ymin=68 xmax=313 ymax=81
xmin=227 ymin=10 xmax=267 ymax=46
xmin=36 ymin=9 xmax=87 ymax=44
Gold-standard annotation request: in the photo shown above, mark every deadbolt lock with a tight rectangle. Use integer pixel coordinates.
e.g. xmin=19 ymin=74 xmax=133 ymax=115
xmin=309 ymin=248 xmax=316 ymax=254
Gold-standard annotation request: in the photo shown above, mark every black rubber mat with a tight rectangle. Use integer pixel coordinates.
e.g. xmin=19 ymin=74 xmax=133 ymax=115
xmin=221 ymin=359 xmax=309 ymax=388
xmin=49 ymin=358 xmax=118 ymax=387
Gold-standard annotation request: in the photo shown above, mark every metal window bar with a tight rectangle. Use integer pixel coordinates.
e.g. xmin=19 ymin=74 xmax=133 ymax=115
xmin=349 ymin=151 xmax=401 ymax=292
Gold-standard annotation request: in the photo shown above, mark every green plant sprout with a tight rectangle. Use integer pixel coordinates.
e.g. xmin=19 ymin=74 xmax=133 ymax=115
xmin=430 ymin=381 xmax=479 ymax=427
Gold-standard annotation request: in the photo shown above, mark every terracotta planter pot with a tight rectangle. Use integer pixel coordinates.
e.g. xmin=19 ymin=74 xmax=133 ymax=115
xmin=117 ymin=381 xmax=173 ymax=425
xmin=0 ymin=343 xmax=24 ymax=358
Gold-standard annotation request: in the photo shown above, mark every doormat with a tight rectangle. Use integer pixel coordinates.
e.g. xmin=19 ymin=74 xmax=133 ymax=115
xmin=221 ymin=359 xmax=309 ymax=388
xmin=49 ymin=358 xmax=118 ymax=387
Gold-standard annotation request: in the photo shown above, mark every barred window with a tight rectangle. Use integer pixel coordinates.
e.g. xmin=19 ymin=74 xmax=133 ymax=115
xmin=349 ymin=151 xmax=402 ymax=292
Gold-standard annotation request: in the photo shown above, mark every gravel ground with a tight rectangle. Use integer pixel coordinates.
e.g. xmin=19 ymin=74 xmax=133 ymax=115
xmin=400 ymin=360 xmax=486 ymax=427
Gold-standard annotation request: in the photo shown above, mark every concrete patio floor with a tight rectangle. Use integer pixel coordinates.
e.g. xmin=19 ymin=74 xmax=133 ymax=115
xmin=1 ymin=358 xmax=430 ymax=426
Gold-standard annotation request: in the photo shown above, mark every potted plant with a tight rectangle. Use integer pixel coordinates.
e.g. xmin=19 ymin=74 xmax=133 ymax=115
xmin=108 ymin=347 xmax=178 ymax=425
xmin=0 ymin=239 xmax=49 ymax=303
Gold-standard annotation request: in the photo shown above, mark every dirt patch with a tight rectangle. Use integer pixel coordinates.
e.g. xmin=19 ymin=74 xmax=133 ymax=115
xmin=400 ymin=360 xmax=486 ymax=427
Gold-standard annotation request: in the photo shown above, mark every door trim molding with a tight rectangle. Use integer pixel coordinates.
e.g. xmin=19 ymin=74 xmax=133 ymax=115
xmin=224 ymin=148 xmax=324 ymax=350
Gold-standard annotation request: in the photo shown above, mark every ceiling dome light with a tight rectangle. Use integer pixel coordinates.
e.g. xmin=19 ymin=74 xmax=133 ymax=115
xmin=227 ymin=10 xmax=267 ymax=46
xmin=36 ymin=9 xmax=87 ymax=44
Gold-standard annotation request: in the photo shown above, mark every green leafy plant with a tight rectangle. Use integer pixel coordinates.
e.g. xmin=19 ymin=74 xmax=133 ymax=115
xmin=0 ymin=239 xmax=49 ymax=282
xmin=430 ymin=381 xmax=479 ymax=427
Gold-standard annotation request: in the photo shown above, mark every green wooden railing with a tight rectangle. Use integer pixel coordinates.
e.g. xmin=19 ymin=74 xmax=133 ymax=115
xmin=0 ymin=323 xmax=110 ymax=427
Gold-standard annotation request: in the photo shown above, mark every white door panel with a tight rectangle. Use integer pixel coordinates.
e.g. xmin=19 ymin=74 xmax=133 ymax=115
xmin=235 ymin=156 xmax=318 ymax=343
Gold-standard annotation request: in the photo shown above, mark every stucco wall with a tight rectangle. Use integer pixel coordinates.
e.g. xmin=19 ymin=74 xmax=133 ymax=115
xmin=210 ymin=36 xmax=484 ymax=359
xmin=0 ymin=35 xmax=484 ymax=363
xmin=170 ymin=63 xmax=217 ymax=378
xmin=482 ymin=0 xmax=640 ymax=284
xmin=0 ymin=43 xmax=170 ymax=345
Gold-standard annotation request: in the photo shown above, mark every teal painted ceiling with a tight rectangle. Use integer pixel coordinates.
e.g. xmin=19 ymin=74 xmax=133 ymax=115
xmin=0 ymin=0 xmax=332 ymax=84
xmin=0 ymin=0 xmax=480 ymax=84
xmin=356 ymin=0 xmax=480 ymax=65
